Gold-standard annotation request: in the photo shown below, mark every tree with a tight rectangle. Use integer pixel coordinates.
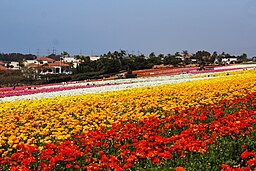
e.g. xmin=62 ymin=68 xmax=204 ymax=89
xmin=195 ymin=50 xmax=211 ymax=65
xmin=61 ymin=51 xmax=69 ymax=57
xmin=163 ymin=54 xmax=181 ymax=67
xmin=149 ymin=52 xmax=156 ymax=58
xmin=148 ymin=52 xmax=162 ymax=66
xmin=237 ymin=53 xmax=247 ymax=62
xmin=75 ymin=56 xmax=92 ymax=73
xmin=211 ymin=51 xmax=218 ymax=63
xmin=175 ymin=52 xmax=181 ymax=57
xmin=182 ymin=50 xmax=188 ymax=56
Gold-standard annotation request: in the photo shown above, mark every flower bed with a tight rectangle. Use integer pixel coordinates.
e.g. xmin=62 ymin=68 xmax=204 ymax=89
xmin=0 ymin=70 xmax=256 ymax=170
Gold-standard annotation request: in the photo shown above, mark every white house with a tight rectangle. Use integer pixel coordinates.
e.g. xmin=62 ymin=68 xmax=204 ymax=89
xmin=221 ymin=57 xmax=238 ymax=64
xmin=24 ymin=59 xmax=37 ymax=66
xmin=9 ymin=61 xmax=20 ymax=70
xmin=89 ymin=56 xmax=101 ymax=61
xmin=63 ymin=57 xmax=80 ymax=68
xmin=63 ymin=56 xmax=101 ymax=68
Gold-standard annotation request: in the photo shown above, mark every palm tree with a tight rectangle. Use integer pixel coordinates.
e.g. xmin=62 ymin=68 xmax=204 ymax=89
xmin=182 ymin=50 xmax=188 ymax=56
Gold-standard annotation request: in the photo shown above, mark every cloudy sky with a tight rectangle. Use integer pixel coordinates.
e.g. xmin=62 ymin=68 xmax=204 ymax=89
xmin=0 ymin=0 xmax=256 ymax=57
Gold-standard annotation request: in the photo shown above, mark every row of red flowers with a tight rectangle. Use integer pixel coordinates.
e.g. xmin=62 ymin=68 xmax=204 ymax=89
xmin=1 ymin=92 xmax=256 ymax=170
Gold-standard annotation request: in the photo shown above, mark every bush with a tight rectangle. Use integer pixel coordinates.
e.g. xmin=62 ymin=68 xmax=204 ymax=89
xmin=46 ymin=75 xmax=72 ymax=83
xmin=125 ymin=73 xmax=137 ymax=78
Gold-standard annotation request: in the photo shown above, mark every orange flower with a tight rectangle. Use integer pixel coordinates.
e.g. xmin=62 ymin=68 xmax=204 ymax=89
xmin=176 ymin=166 xmax=186 ymax=171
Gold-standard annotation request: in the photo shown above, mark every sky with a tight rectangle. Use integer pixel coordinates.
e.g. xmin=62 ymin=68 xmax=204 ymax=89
xmin=0 ymin=0 xmax=256 ymax=57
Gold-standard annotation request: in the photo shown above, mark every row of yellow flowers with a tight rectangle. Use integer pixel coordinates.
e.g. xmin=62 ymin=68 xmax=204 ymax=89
xmin=0 ymin=70 xmax=256 ymax=157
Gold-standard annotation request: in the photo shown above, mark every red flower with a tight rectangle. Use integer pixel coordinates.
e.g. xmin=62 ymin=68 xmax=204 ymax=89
xmin=152 ymin=157 xmax=160 ymax=164
xmin=66 ymin=164 xmax=72 ymax=169
xmin=98 ymin=151 xmax=104 ymax=156
xmin=74 ymin=165 xmax=80 ymax=169
xmin=241 ymin=150 xmax=251 ymax=159
xmin=221 ymin=164 xmax=230 ymax=171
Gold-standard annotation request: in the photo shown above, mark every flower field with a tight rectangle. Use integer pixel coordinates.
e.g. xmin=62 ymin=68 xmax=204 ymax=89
xmin=0 ymin=70 xmax=256 ymax=170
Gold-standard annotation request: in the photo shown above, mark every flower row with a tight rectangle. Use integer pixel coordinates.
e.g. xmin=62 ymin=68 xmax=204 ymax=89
xmin=0 ymin=70 xmax=255 ymax=154
xmin=0 ymin=91 xmax=256 ymax=170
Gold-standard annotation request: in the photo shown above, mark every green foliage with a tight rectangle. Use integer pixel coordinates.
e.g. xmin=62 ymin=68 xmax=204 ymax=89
xmin=0 ymin=70 xmax=34 ymax=87
xmin=0 ymin=53 xmax=36 ymax=62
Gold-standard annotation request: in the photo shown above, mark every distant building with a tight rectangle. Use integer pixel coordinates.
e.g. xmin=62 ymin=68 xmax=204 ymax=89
xmin=63 ymin=57 xmax=80 ymax=68
xmin=221 ymin=57 xmax=238 ymax=64
xmin=24 ymin=60 xmax=37 ymax=66
xmin=181 ymin=54 xmax=193 ymax=61
xmin=42 ymin=61 xmax=71 ymax=74
xmin=36 ymin=57 xmax=55 ymax=65
xmin=63 ymin=56 xmax=101 ymax=68
xmin=9 ymin=61 xmax=20 ymax=70
xmin=214 ymin=57 xmax=238 ymax=65
xmin=24 ymin=57 xmax=72 ymax=75
xmin=89 ymin=56 xmax=101 ymax=61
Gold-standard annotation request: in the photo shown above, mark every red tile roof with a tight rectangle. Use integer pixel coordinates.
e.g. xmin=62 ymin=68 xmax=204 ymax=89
xmin=48 ymin=61 xmax=69 ymax=67
xmin=0 ymin=65 xmax=9 ymax=70
xmin=0 ymin=61 xmax=5 ymax=65
xmin=184 ymin=54 xmax=193 ymax=59
xmin=37 ymin=57 xmax=55 ymax=62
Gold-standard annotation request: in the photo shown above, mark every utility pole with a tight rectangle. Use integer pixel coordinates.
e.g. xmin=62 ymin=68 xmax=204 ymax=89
xmin=52 ymin=47 xmax=56 ymax=55
xmin=37 ymin=48 xmax=40 ymax=57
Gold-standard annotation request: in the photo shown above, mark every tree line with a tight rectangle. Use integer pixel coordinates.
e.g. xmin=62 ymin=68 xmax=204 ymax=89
xmin=74 ymin=50 xmax=248 ymax=75
xmin=0 ymin=53 xmax=36 ymax=62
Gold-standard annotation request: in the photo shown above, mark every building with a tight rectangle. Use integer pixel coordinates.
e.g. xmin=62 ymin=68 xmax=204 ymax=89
xmin=41 ymin=61 xmax=71 ymax=74
xmin=9 ymin=61 xmax=20 ymax=70
xmin=63 ymin=57 xmax=80 ymax=68
xmin=221 ymin=57 xmax=238 ymax=64
xmin=63 ymin=56 xmax=101 ymax=68
xmin=24 ymin=57 xmax=72 ymax=75
xmin=36 ymin=57 xmax=55 ymax=65
xmin=89 ymin=56 xmax=101 ymax=61
xmin=24 ymin=59 xmax=37 ymax=66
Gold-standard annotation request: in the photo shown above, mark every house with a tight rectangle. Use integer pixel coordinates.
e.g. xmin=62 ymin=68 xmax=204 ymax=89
xmin=36 ymin=57 xmax=55 ymax=65
xmin=24 ymin=59 xmax=38 ymax=66
xmin=9 ymin=61 xmax=20 ymax=70
xmin=181 ymin=54 xmax=193 ymax=61
xmin=38 ymin=60 xmax=71 ymax=75
xmin=23 ymin=57 xmax=72 ymax=75
xmin=63 ymin=57 xmax=80 ymax=68
xmin=63 ymin=56 xmax=101 ymax=68
xmin=221 ymin=57 xmax=238 ymax=64
xmin=89 ymin=56 xmax=101 ymax=61
xmin=44 ymin=61 xmax=71 ymax=74
xmin=252 ymin=57 xmax=256 ymax=61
